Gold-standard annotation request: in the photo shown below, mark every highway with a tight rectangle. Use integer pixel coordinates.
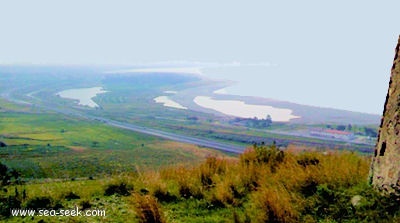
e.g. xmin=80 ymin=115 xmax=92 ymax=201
xmin=107 ymin=120 xmax=244 ymax=153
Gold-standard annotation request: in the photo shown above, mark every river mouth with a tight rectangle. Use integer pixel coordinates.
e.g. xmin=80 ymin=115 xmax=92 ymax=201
xmin=56 ymin=87 xmax=108 ymax=108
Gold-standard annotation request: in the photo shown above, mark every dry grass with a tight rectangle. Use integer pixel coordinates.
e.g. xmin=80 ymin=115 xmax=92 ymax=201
xmin=151 ymin=141 xmax=228 ymax=160
xmin=4 ymin=144 xmax=386 ymax=222
xmin=138 ymin=144 xmax=371 ymax=222
xmin=132 ymin=194 xmax=166 ymax=223
xmin=252 ymin=183 xmax=301 ymax=223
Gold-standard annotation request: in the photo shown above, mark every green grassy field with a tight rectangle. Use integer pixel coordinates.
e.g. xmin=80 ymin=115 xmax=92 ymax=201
xmin=1 ymin=70 xmax=376 ymax=155
xmin=0 ymin=99 xmax=227 ymax=179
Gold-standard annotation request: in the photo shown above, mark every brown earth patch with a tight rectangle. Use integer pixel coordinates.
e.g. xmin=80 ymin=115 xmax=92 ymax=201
xmin=68 ymin=146 xmax=87 ymax=152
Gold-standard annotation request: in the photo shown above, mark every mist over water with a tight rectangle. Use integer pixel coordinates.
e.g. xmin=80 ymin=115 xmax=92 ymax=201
xmin=105 ymin=63 xmax=385 ymax=114
xmin=201 ymin=66 xmax=383 ymax=114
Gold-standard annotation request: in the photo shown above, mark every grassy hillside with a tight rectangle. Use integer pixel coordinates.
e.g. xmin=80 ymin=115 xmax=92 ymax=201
xmin=1 ymin=146 xmax=399 ymax=222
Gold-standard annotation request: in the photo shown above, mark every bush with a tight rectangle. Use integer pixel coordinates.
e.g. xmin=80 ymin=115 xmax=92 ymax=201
xmin=241 ymin=144 xmax=285 ymax=172
xmin=134 ymin=194 xmax=165 ymax=223
xmin=79 ymin=200 xmax=92 ymax=210
xmin=179 ymin=183 xmax=203 ymax=199
xmin=297 ymin=157 xmax=320 ymax=167
xmin=25 ymin=197 xmax=53 ymax=210
xmin=0 ymin=196 xmax=21 ymax=218
xmin=104 ymin=182 xmax=133 ymax=196
xmin=251 ymin=183 xmax=300 ymax=223
xmin=153 ymin=187 xmax=177 ymax=203
xmin=0 ymin=162 xmax=20 ymax=186
xmin=170 ymin=166 xmax=204 ymax=200
xmin=199 ymin=156 xmax=226 ymax=188
xmin=64 ymin=191 xmax=80 ymax=200
xmin=209 ymin=172 xmax=247 ymax=207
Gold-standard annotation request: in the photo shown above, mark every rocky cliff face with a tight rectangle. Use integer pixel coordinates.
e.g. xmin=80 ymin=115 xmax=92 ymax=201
xmin=370 ymin=35 xmax=400 ymax=196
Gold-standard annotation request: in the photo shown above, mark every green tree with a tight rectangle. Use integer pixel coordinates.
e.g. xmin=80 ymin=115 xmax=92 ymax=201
xmin=266 ymin=115 xmax=272 ymax=126
xmin=347 ymin=124 xmax=352 ymax=131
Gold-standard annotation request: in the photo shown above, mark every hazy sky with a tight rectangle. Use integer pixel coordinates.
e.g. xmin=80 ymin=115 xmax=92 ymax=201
xmin=0 ymin=1 xmax=399 ymax=114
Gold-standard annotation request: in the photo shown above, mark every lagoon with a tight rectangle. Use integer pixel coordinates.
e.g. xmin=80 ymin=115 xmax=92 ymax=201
xmin=56 ymin=87 xmax=108 ymax=108
xmin=154 ymin=96 xmax=187 ymax=110
xmin=193 ymin=96 xmax=300 ymax=122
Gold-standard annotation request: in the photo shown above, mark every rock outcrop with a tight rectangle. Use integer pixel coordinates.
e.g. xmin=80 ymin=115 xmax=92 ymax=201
xmin=370 ymin=35 xmax=400 ymax=196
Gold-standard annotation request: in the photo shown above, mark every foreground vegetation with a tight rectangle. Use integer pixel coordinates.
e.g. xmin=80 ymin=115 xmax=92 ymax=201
xmin=1 ymin=145 xmax=399 ymax=222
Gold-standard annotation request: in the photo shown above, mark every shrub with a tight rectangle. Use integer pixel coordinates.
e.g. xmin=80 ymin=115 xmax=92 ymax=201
xmin=25 ymin=197 xmax=53 ymax=210
xmin=298 ymin=177 xmax=319 ymax=197
xmin=178 ymin=183 xmax=203 ymax=199
xmin=133 ymin=194 xmax=165 ymax=223
xmin=237 ymin=162 xmax=262 ymax=192
xmin=153 ymin=186 xmax=177 ymax=203
xmin=79 ymin=200 xmax=92 ymax=210
xmin=0 ymin=196 xmax=21 ymax=217
xmin=0 ymin=162 xmax=20 ymax=186
xmin=251 ymin=183 xmax=300 ymax=223
xmin=240 ymin=144 xmax=285 ymax=172
xmin=64 ymin=191 xmax=80 ymax=200
xmin=169 ymin=166 xmax=204 ymax=199
xmin=104 ymin=182 xmax=133 ymax=196
xmin=207 ymin=193 xmax=226 ymax=209
xmin=199 ymin=156 xmax=227 ymax=188
xmin=211 ymin=182 xmax=234 ymax=207
xmin=209 ymin=171 xmax=246 ymax=207
xmin=297 ymin=157 xmax=320 ymax=167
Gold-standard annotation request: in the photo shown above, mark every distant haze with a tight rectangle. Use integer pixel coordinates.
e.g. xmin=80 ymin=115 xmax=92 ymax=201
xmin=1 ymin=1 xmax=399 ymax=114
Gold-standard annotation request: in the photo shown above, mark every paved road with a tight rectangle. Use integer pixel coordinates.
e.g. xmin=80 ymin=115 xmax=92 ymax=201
xmin=1 ymin=89 xmax=245 ymax=154
xmin=107 ymin=121 xmax=244 ymax=153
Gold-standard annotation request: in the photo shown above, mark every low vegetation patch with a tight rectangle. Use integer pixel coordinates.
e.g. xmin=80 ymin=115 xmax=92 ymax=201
xmin=132 ymin=145 xmax=399 ymax=222
xmin=104 ymin=182 xmax=133 ymax=196
xmin=133 ymin=194 xmax=166 ymax=223
xmin=1 ymin=145 xmax=399 ymax=222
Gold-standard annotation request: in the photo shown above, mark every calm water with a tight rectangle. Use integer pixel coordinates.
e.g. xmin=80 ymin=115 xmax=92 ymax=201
xmin=201 ymin=66 xmax=383 ymax=114
xmin=193 ymin=96 xmax=299 ymax=122
xmin=57 ymin=87 xmax=108 ymax=108
xmin=154 ymin=96 xmax=187 ymax=110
